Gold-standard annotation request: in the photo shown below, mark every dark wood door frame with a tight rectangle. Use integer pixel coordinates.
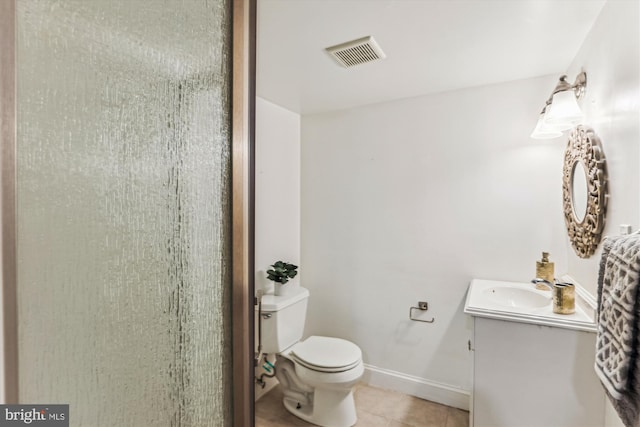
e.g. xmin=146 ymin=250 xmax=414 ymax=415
xmin=232 ymin=0 xmax=257 ymax=425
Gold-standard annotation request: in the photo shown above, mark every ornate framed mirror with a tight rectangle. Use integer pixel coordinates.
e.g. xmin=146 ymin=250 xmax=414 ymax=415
xmin=562 ymin=125 xmax=608 ymax=258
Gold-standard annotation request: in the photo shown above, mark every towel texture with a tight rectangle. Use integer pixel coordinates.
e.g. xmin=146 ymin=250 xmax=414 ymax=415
xmin=596 ymin=234 xmax=640 ymax=427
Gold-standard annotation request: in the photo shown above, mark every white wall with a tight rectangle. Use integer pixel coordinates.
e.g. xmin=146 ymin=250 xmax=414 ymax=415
xmin=254 ymin=97 xmax=301 ymax=399
xmin=255 ymin=97 xmax=301 ymax=292
xmin=301 ymin=75 xmax=569 ymax=405
xmin=564 ymin=0 xmax=640 ymax=296
xmin=561 ymin=1 xmax=640 ymax=426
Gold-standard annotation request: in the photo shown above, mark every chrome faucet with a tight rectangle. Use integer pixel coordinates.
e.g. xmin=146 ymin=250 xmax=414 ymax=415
xmin=531 ymin=278 xmax=553 ymax=291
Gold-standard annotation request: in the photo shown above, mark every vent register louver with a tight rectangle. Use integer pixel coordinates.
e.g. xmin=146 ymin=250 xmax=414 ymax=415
xmin=325 ymin=36 xmax=386 ymax=68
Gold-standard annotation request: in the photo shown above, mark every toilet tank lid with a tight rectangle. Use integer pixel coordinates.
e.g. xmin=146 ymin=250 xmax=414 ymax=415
xmin=260 ymin=286 xmax=309 ymax=312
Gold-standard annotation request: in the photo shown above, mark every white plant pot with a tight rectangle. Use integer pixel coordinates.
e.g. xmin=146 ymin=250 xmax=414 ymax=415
xmin=274 ymin=282 xmax=287 ymax=296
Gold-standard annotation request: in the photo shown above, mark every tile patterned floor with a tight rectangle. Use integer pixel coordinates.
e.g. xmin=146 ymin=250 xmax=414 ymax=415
xmin=256 ymin=383 xmax=469 ymax=427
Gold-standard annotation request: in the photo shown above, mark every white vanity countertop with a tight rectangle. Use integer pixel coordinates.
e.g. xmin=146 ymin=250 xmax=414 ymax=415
xmin=464 ymin=279 xmax=597 ymax=332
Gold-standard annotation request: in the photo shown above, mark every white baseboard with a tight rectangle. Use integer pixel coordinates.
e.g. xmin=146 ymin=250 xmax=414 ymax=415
xmin=254 ymin=361 xmax=471 ymax=411
xmin=362 ymin=364 xmax=470 ymax=411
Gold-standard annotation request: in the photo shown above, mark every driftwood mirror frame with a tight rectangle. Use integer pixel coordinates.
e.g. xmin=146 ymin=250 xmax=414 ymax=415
xmin=562 ymin=125 xmax=608 ymax=258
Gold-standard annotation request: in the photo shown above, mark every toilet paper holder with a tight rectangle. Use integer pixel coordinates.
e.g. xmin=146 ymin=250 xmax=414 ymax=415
xmin=409 ymin=301 xmax=435 ymax=323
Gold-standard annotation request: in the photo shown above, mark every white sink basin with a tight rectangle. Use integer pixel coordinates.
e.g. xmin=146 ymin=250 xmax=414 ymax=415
xmin=483 ymin=286 xmax=550 ymax=308
xmin=464 ymin=279 xmax=596 ymax=332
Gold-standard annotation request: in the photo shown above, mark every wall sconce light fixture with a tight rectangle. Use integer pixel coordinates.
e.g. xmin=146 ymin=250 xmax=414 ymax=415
xmin=531 ymin=71 xmax=587 ymax=139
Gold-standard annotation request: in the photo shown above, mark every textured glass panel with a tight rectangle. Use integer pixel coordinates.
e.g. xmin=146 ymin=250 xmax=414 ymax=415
xmin=16 ymin=1 xmax=231 ymax=426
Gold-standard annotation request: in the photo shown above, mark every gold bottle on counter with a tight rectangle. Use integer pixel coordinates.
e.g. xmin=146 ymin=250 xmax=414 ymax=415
xmin=535 ymin=252 xmax=554 ymax=289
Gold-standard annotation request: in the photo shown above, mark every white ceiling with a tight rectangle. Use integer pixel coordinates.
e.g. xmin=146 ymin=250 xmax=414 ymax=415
xmin=257 ymin=0 xmax=606 ymax=115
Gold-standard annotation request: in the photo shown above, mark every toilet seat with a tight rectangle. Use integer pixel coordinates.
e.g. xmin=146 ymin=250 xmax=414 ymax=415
xmin=290 ymin=336 xmax=362 ymax=373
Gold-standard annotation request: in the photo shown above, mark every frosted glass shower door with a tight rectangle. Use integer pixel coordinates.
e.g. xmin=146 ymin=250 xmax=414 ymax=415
xmin=15 ymin=1 xmax=233 ymax=425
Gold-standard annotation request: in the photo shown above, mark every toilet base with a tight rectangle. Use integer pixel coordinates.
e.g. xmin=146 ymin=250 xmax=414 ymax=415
xmin=283 ymin=388 xmax=357 ymax=427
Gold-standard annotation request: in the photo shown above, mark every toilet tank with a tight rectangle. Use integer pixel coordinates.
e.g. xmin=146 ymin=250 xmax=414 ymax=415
xmin=258 ymin=286 xmax=309 ymax=354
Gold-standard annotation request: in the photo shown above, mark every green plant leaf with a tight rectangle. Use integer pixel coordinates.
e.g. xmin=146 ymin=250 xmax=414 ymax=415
xmin=266 ymin=261 xmax=298 ymax=284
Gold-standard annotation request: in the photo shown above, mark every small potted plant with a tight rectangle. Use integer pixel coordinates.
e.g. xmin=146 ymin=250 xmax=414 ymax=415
xmin=266 ymin=261 xmax=298 ymax=296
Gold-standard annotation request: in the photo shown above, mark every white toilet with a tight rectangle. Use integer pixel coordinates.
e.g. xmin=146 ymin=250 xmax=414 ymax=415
xmin=260 ymin=286 xmax=364 ymax=427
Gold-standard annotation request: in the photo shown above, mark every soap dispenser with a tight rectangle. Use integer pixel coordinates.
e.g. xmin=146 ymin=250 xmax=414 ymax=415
xmin=535 ymin=252 xmax=554 ymax=284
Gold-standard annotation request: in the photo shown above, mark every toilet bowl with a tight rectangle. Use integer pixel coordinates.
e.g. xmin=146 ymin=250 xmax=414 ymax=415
xmin=259 ymin=287 xmax=364 ymax=427
xmin=277 ymin=336 xmax=364 ymax=427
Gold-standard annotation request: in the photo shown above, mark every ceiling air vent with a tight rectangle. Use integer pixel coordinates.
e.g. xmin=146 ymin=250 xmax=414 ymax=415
xmin=325 ymin=36 xmax=386 ymax=68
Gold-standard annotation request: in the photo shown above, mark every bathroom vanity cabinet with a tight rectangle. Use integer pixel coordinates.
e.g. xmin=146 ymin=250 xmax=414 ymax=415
xmin=472 ymin=316 xmax=603 ymax=427
xmin=465 ymin=279 xmax=605 ymax=427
